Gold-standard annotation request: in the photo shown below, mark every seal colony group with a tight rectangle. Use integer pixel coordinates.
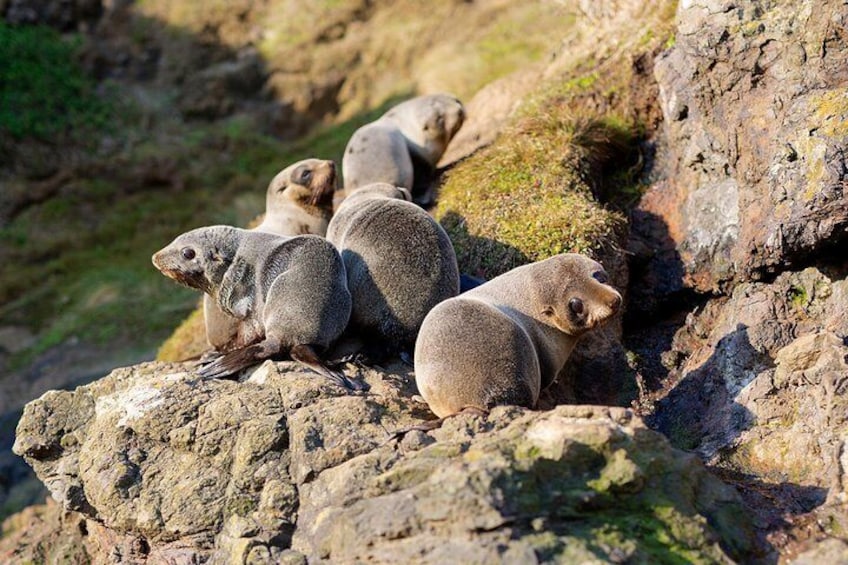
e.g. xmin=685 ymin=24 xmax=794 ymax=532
xmin=152 ymin=92 xmax=621 ymax=421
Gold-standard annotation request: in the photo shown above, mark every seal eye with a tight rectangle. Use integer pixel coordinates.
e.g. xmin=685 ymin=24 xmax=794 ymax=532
xmin=593 ymin=271 xmax=609 ymax=284
xmin=569 ymin=298 xmax=584 ymax=316
xmin=181 ymin=247 xmax=196 ymax=261
xmin=299 ymin=169 xmax=312 ymax=184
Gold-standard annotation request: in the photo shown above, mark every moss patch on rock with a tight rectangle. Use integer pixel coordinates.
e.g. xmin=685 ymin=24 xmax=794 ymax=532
xmin=435 ymin=91 xmax=633 ymax=280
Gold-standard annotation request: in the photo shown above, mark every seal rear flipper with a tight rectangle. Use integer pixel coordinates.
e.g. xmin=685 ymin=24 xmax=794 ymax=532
xmin=290 ymin=344 xmax=367 ymax=391
xmin=197 ymin=341 xmax=274 ymax=379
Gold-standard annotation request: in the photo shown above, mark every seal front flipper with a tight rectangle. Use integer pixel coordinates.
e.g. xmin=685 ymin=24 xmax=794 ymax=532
xmin=290 ymin=344 xmax=367 ymax=391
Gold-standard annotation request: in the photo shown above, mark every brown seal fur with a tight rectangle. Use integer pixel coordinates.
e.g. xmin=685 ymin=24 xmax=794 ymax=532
xmin=414 ymin=254 xmax=622 ymax=418
xmin=326 ymin=182 xmax=460 ymax=352
xmin=153 ymin=226 xmax=359 ymax=388
xmin=341 ymin=94 xmax=465 ymax=206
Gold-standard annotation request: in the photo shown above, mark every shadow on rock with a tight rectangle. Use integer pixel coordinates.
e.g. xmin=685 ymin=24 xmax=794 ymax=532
xmin=438 ymin=210 xmax=530 ymax=281
xmin=648 ymin=324 xmax=761 ymax=455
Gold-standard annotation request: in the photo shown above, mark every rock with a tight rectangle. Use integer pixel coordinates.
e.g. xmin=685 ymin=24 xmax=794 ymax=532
xmin=12 ymin=360 xmax=758 ymax=562
xmin=636 ymin=0 xmax=848 ymax=296
xmin=0 ymin=498 xmax=90 ymax=563
xmin=437 ymin=69 xmax=539 ymax=168
xmin=791 ymin=538 xmax=848 ymax=565
xmin=650 ymin=267 xmax=848 ymax=504
xmin=3 ymin=0 xmax=103 ymax=31
xmin=178 ymin=50 xmax=267 ymax=119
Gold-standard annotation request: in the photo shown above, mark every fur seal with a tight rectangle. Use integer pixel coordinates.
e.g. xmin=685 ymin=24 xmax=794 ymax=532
xmin=341 ymin=94 xmax=465 ymax=206
xmin=326 ymin=182 xmax=460 ymax=353
xmin=414 ymin=254 xmax=622 ymax=418
xmin=205 ymin=158 xmax=338 ymax=352
xmin=153 ymin=226 xmax=359 ymax=388
xmin=255 ymin=158 xmax=337 ymax=236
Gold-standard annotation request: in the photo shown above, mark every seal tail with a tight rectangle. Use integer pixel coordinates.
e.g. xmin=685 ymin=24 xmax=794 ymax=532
xmin=291 ymin=344 xmax=367 ymax=391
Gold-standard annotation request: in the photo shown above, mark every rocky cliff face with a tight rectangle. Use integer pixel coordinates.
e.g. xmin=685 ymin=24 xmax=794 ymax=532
xmin=633 ymin=0 xmax=848 ymax=295
xmin=624 ymin=0 xmax=848 ymax=559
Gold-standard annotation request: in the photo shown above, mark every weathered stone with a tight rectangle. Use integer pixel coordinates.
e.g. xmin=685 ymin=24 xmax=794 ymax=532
xmin=637 ymin=0 xmax=848 ymax=295
xmin=178 ymin=50 xmax=267 ymax=119
xmin=11 ymin=360 xmax=756 ymax=562
xmin=791 ymin=538 xmax=848 ymax=565
xmin=651 ymin=267 xmax=848 ymax=508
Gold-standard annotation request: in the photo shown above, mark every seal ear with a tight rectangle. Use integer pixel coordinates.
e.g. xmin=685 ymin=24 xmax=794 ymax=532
xmin=397 ymin=187 xmax=413 ymax=201
xmin=207 ymin=247 xmax=226 ymax=263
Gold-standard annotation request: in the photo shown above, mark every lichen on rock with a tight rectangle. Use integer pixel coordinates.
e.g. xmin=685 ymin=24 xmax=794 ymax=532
xmin=9 ymin=360 xmax=757 ymax=563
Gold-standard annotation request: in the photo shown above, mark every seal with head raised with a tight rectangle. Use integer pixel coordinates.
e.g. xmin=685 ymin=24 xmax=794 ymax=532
xmin=255 ymin=158 xmax=337 ymax=236
xmin=326 ymin=182 xmax=460 ymax=355
xmin=153 ymin=226 xmax=360 ymax=388
xmin=341 ymin=93 xmax=465 ymax=206
xmin=414 ymin=254 xmax=622 ymax=418
xmin=204 ymin=158 xmax=338 ymax=352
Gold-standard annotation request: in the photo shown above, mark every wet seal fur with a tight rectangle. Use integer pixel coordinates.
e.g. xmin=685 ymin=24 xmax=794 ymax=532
xmin=205 ymin=158 xmax=337 ymax=353
xmin=414 ymin=254 xmax=622 ymax=418
xmin=326 ymin=182 xmax=460 ymax=354
xmin=341 ymin=93 xmax=465 ymax=206
xmin=153 ymin=226 xmax=359 ymax=388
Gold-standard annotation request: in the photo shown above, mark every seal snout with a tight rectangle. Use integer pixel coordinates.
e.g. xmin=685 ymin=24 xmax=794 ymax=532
xmin=151 ymin=249 xmax=165 ymax=270
xmin=608 ymin=292 xmax=622 ymax=314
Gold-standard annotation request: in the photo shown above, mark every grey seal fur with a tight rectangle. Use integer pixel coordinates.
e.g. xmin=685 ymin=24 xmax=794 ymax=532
xmin=205 ymin=158 xmax=338 ymax=352
xmin=414 ymin=254 xmax=622 ymax=418
xmin=153 ymin=226 xmax=359 ymax=388
xmin=326 ymin=182 xmax=460 ymax=353
xmin=342 ymin=94 xmax=465 ymax=206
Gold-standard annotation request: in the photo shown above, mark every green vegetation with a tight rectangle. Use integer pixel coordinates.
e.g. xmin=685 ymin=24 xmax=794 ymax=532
xmin=1 ymin=96 xmax=403 ymax=369
xmin=435 ymin=87 xmax=635 ymax=279
xmin=788 ymin=283 xmax=808 ymax=309
xmin=0 ymin=22 xmax=110 ymax=139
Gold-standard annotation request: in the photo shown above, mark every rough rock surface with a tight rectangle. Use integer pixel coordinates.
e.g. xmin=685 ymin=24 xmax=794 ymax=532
xmin=650 ymin=266 xmax=848 ymax=497
xmin=633 ymin=0 xmax=848 ymax=297
xmin=9 ymin=360 xmax=757 ymax=563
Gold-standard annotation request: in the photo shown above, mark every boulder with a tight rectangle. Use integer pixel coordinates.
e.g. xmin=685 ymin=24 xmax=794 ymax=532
xmin=651 ymin=267 xmax=848 ymax=505
xmin=634 ymin=0 xmax=848 ymax=296
xmin=12 ymin=360 xmax=758 ymax=562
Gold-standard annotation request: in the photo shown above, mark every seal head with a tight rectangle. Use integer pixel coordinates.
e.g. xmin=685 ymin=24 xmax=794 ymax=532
xmin=152 ymin=226 xmax=239 ymax=295
xmin=258 ymin=158 xmax=337 ymax=235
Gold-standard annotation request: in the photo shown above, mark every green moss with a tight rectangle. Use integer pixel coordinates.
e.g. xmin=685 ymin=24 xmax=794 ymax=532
xmin=664 ymin=33 xmax=677 ymax=49
xmin=435 ymin=92 xmax=631 ymax=279
xmin=788 ymin=284 xmax=808 ymax=309
xmin=224 ymin=495 xmax=259 ymax=517
xmin=0 ymin=22 xmax=111 ymax=139
xmin=588 ymin=449 xmax=645 ymax=494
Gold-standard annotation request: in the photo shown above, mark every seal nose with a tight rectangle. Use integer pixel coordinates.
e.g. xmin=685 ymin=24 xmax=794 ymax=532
xmin=608 ymin=293 xmax=622 ymax=314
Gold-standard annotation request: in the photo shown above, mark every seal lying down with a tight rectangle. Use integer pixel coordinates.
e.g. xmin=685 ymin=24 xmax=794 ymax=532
xmin=152 ymin=226 xmax=361 ymax=389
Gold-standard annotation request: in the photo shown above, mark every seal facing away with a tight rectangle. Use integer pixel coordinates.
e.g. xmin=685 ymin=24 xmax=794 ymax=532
xmin=341 ymin=93 xmax=465 ymax=206
xmin=205 ymin=158 xmax=337 ymax=353
xmin=326 ymin=183 xmax=460 ymax=354
xmin=414 ymin=254 xmax=622 ymax=418
xmin=153 ymin=226 xmax=359 ymax=388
